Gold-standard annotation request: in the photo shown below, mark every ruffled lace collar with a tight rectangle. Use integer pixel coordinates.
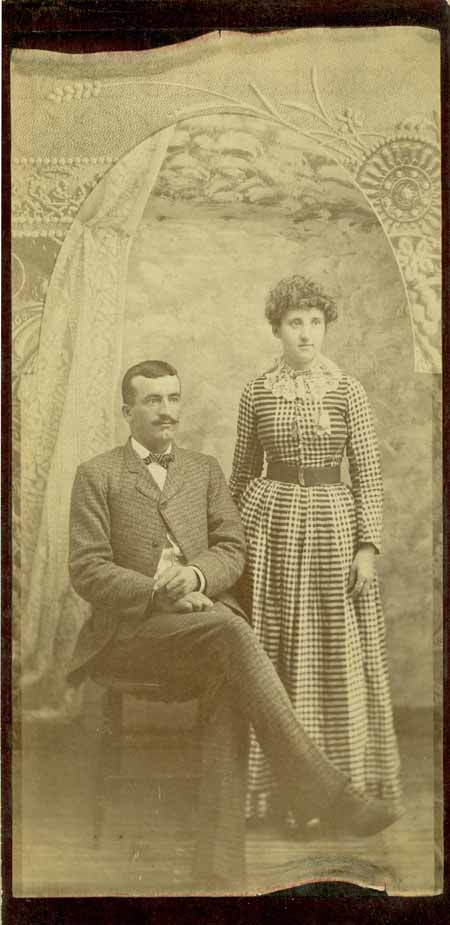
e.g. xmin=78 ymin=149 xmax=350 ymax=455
xmin=264 ymin=354 xmax=342 ymax=403
xmin=263 ymin=355 xmax=343 ymax=437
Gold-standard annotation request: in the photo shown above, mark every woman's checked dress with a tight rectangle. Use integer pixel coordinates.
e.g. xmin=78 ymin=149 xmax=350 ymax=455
xmin=229 ymin=357 xmax=402 ymax=819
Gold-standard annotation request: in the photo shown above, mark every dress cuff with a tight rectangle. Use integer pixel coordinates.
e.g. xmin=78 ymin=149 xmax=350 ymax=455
xmin=191 ymin=566 xmax=206 ymax=593
xmin=358 ymin=539 xmax=381 ymax=555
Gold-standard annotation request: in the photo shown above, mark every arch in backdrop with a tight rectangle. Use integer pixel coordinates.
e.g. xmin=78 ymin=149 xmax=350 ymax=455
xmin=17 ymin=109 xmax=432 ymax=719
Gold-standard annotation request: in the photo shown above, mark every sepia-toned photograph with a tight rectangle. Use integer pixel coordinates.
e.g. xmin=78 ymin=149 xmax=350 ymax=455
xmin=10 ymin=27 xmax=442 ymax=898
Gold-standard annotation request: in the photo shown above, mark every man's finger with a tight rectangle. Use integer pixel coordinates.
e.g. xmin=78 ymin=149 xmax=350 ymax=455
xmin=154 ymin=566 xmax=181 ymax=591
xmin=165 ymin=582 xmax=187 ymax=602
xmin=164 ymin=575 xmax=185 ymax=593
xmin=173 ymin=599 xmax=193 ymax=612
xmin=156 ymin=576 xmax=183 ymax=594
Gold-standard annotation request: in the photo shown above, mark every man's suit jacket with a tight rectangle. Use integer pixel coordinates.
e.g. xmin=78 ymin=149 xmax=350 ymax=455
xmin=67 ymin=439 xmax=247 ymax=684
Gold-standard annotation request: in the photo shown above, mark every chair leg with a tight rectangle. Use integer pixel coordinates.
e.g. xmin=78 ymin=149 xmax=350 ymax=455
xmin=105 ymin=687 xmax=123 ymax=776
xmin=93 ymin=688 xmax=123 ymax=846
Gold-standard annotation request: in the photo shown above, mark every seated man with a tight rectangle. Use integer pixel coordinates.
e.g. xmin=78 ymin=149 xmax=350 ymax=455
xmin=68 ymin=359 xmax=398 ymax=892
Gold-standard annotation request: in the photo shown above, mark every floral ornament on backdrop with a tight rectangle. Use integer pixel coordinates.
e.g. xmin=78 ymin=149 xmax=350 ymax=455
xmin=12 ymin=240 xmax=63 ymax=387
xmin=394 ymin=236 xmax=441 ymax=371
xmin=12 ymin=158 xmax=114 ymax=241
xmin=13 ymin=67 xmax=441 ymax=372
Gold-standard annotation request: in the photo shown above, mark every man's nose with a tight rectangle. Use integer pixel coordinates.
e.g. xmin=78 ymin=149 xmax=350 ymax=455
xmin=160 ymin=397 xmax=171 ymax=413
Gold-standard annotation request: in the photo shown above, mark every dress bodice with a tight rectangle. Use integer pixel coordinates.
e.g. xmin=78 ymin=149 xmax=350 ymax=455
xmin=229 ymin=359 xmax=383 ymax=552
xmin=254 ymin=376 xmax=348 ymax=469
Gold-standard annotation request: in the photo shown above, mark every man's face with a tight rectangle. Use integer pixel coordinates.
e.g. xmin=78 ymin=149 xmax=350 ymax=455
xmin=122 ymin=374 xmax=181 ymax=450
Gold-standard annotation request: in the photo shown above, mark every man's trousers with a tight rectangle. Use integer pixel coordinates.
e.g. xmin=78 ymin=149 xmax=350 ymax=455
xmin=92 ymin=604 xmax=348 ymax=887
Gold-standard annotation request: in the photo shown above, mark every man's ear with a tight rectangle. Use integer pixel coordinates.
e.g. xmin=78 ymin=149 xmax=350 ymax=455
xmin=272 ymin=325 xmax=280 ymax=340
xmin=122 ymin=404 xmax=131 ymax=422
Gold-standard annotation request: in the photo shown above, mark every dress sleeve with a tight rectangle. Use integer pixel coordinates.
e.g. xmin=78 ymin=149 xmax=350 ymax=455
xmin=229 ymin=380 xmax=264 ymax=505
xmin=346 ymin=377 xmax=383 ymax=553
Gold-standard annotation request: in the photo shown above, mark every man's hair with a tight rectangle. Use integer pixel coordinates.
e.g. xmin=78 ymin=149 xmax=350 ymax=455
xmin=121 ymin=360 xmax=179 ymax=405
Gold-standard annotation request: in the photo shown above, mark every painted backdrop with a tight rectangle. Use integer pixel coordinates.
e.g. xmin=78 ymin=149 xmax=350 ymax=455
xmin=11 ymin=30 xmax=441 ymax=718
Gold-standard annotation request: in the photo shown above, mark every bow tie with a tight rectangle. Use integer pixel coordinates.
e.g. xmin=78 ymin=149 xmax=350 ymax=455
xmin=143 ymin=451 xmax=175 ymax=469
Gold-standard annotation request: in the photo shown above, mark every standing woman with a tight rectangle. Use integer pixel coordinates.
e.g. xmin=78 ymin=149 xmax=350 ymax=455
xmin=230 ymin=275 xmax=403 ymax=831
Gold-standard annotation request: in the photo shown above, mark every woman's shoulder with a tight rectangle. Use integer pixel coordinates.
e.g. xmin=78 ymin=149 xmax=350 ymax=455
xmin=252 ymin=361 xmax=281 ymax=382
xmin=239 ymin=368 xmax=276 ymax=397
xmin=340 ymin=372 xmax=371 ymax=404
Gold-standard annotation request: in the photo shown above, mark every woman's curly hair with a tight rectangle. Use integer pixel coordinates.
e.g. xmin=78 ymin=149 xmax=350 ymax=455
xmin=265 ymin=275 xmax=338 ymax=329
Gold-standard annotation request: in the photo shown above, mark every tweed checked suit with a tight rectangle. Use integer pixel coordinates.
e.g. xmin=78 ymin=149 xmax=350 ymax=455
xmin=68 ymin=438 xmax=355 ymax=888
xmin=68 ymin=439 xmax=245 ymax=679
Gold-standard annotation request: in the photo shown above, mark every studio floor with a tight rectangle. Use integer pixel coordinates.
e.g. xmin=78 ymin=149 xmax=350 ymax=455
xmin=12 ymin=703 xmax=441 ymax=898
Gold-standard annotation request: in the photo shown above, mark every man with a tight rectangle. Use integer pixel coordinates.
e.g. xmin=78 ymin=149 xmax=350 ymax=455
xmin=68 ymin=359 xmax=398 ymax=892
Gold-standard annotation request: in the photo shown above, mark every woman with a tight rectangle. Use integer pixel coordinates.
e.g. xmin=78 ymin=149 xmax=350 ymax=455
xmin=229 ymin=275 xmax=403 ymax=831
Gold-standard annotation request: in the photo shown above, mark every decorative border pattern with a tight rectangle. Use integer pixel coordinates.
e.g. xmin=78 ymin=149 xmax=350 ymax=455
xmin=12 ymin=160 xmax=114 ymax=240
xmin=13 ymin=68 xmax=441 ymax=372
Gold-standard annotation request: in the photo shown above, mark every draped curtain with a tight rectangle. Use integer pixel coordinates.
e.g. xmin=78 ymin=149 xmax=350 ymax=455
xmin=18 ymin=126 xmax=175 ymax=719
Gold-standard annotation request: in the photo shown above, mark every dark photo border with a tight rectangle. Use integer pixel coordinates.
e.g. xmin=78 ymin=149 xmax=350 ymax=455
xmin=2 ymin=2 xmax=449 ymax=923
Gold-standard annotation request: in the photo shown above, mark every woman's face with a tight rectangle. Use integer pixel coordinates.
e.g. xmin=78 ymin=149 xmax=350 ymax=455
xmin=274 ymin=306 xmax=326 ymax=369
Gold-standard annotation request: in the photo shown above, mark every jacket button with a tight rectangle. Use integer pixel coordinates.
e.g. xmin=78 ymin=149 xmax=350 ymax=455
xmin=160 ymin=500 xmax=167 ymax=508
xmin=152 ymin=541 xmax=158 ymax=548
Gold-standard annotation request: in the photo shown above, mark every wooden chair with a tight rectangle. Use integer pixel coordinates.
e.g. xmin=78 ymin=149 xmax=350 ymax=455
xmin=91 ymin=675 xmax=200 ymax=845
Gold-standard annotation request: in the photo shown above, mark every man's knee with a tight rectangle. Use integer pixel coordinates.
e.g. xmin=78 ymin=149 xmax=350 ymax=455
xmin=207 ymin=604 xmax=251 ymax=634
xmin=206 ymin=605 xmax=256 ymax=655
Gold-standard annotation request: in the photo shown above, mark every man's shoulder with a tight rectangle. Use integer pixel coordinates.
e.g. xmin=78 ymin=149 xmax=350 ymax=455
xmin=177 ymin=445 xmax=212 ymax=465
xmin=176 ymin=446 xmax=223 ymax=474
xmin=77 ymin=444 xmax=126 ymax=477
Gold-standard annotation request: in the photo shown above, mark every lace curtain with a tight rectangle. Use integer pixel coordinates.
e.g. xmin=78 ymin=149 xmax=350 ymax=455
xmin=18 ymin=126 xmax=175 ymax=719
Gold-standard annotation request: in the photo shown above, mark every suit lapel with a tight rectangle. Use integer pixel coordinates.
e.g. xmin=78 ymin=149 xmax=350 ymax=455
xmin=124 ymin=438 xmax=161 ymax=502
xmin=159 ymin=445 xmax=194 ymax=558
xmin=123 ymin=440 xmax=197 ymax=560
xmin=124 ymin=438 xmax=186 ymax=503
xmin=160 ymin=444 xmax=185 ymax=502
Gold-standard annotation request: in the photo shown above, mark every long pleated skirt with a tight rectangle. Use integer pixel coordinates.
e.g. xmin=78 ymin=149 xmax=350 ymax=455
xmin=239 ymin=476 xmax=403 ymax=820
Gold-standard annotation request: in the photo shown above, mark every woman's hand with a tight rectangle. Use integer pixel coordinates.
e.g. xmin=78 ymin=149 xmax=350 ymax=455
xmin=348 ymin=544 xmax=376 ymax=599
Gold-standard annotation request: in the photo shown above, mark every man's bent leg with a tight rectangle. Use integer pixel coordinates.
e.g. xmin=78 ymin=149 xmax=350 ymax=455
xmin=181 ymin=606 xmax=399 ymax=835
xmin=96 ymin=606 xmax=344 ymax=823
xmin=134 ymin=605 xmax=401 ymax=837
xmin=93 ymin=605 xmax=398 ymax=884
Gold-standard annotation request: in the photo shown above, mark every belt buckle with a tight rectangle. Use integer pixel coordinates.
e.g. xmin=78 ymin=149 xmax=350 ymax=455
xmin=297 ymin=466 xmax=305 ymax=487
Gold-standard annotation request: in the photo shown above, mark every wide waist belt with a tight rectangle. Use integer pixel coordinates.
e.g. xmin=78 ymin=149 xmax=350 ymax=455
xmin=266 ymin=462 xmax=341 ymax=487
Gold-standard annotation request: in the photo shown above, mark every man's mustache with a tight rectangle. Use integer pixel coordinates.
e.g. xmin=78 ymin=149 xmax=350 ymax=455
xmin=155 ymin=416 xmax=178 ymax=425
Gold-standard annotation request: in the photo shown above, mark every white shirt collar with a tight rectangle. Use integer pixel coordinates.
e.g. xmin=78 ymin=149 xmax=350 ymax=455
xmin=131 ymin=437 xmax=173 ymax=460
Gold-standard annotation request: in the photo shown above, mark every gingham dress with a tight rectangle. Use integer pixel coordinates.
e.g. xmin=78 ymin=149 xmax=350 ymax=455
xmin=229 ymin=358 xmax=402 ymax=820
